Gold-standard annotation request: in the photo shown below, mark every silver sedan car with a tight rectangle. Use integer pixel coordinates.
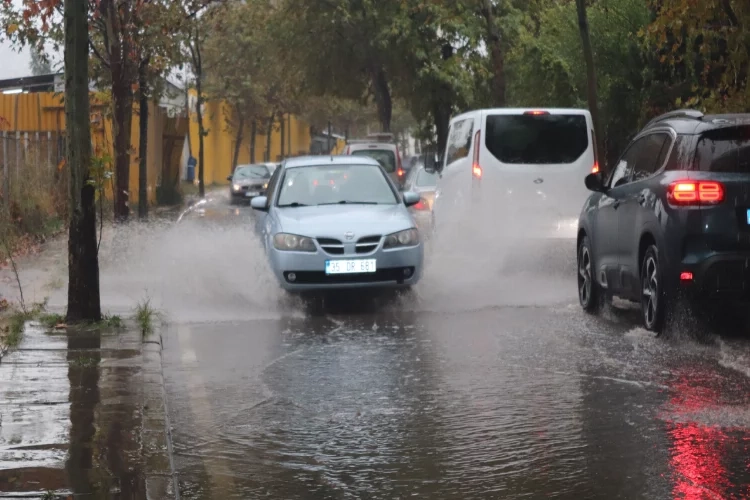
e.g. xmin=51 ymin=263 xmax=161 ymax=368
xmin=250 ymin=156 xmax=424 ymax=291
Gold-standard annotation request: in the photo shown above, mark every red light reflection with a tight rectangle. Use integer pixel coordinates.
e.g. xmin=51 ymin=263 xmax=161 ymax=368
xmin=664 ymin=374 xmax=746 ymax=499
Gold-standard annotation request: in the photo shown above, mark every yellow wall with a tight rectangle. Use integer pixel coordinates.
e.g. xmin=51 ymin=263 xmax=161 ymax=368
xmin=187 ymin=91 xmax=340 ymax=186
xmin=0 ymin=92 xmax=165 ymax=205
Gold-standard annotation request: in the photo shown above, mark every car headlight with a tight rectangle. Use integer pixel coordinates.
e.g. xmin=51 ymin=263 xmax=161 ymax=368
xmin=232 ymin=183 xmax=241 ymax=191
xmin=273 ymin=233 xmax=316 ymax=252
xmin=383 ymin=228 xmax=419 ymax=249
xmin=263 ymin=183 xmax=268 ymax=189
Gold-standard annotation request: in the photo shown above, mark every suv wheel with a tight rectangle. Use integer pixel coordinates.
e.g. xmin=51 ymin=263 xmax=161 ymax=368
xmin=640 ymin=244 xmax=666 ymax=333
xmin=578 ymin=235 xmax=601 ymax=313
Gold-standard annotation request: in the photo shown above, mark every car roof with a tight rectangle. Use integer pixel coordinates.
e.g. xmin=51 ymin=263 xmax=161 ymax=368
xmin=282 ymin=155 xmax=381 ymax=169
xmin=450 ymin=107 xmax=592 ymax=122
xmin=643 ymin=110 xmax=750 ymax=135
xmin=346 ymin=142 xmax=398 ymax=151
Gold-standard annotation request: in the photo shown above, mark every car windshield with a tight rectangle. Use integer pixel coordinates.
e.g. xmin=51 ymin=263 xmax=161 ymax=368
xmin=485 ymin=114 xmax=588 ymax=164
xmin=415 ymin=168 xmax=438 ymax=187
xmin=350 ymin=149 xmax=396 ymax=172
xmin=276 ymin=164 xmax=398 ymax=207
xmin=695 ymin=126 xmax=750 ymax=173
xmin=234 ymin=165 xmax=270 ymax=179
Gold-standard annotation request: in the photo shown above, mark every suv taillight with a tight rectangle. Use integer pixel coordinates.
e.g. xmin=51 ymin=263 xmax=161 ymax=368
xmin=667 ymin=180 xmax=724 ymax=205
xmin=472 ymin=130 xmax=482 ymax=178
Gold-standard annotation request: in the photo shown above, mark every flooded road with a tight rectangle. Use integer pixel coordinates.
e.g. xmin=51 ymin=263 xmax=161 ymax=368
xmin=153 ymin=193 xmax=750 ymax=499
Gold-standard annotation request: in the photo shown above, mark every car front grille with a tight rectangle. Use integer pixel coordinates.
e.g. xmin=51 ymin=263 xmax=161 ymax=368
xmin=355 ymin=235 xmax=381 ymax=254
xmin=284 ymin=267 xmax=415 ymax=284
xmin=317 ymin=238 xmax=344 ymax=255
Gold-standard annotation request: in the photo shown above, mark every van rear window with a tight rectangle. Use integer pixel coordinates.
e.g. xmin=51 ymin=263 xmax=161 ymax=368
xmin=350 ymin=149 xmax=396 ymax=172
xmin=695 ymin=127 xmax=750 ymax=173
xmin=485 ymin=114 xmax=588 ymax=164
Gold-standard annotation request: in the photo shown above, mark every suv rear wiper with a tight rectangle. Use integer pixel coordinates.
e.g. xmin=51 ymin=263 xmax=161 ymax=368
xmin=318 ymin=201 xmax=379 ymax=205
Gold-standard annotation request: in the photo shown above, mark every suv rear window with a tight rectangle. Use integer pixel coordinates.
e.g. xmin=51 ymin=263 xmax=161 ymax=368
xmin=485 ymin=114 xmax=588 ymax=164
xmin=350 ymin=149 xmax=396 ymax=172
xmin=695 ymin=127 xmax=750 ymax=173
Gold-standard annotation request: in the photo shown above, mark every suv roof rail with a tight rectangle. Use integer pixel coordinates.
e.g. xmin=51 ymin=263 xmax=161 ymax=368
xmin=644 ymin=109 xmax=704 ymax=129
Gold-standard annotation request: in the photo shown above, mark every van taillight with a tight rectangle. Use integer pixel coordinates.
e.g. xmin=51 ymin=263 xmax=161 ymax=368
xmin=667 ymin=180 xmax=724 ymax=205
xmin=524 ymin=110 xmax=549 ymax=115
xmin=592 ymin=162 xmax=599 ymax=174
xmin=472 ymin=130 xmax=482 ymax=179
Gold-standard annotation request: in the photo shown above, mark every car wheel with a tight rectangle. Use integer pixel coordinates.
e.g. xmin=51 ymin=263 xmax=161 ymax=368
xmin=577 ymin=235 xmax=601 ymax=313
xmin=640 ymin=244 xmax=666 ymax=333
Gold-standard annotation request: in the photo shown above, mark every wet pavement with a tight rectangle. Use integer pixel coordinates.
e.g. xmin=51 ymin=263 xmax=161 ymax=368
xmin=159 ymin=193 xmax=750 ymax=499
xmin=0 ymin=323 xmax=176 ymax=498
xmin=3 ymin=190 xmax=750 ymax=498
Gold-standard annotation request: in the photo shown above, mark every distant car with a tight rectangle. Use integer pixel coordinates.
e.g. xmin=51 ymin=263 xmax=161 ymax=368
xmin=577 ymin=109 xmax=750 ymax=332
xmin=402 ymin=164 xmax=439 ymax=233
xmin=343 ymin=133 xmax=406 ymax=188
xmin=428 ymin=108 xmax=598 ymax=244
xmin=250 ymin=155 xmax=424 ymax=291
xmin=228 ymin=163 xmax=273 ymax=203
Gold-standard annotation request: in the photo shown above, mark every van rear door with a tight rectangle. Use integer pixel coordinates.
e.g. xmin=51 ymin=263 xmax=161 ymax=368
xmin=478 ymin=110 xmax=595 ymax=235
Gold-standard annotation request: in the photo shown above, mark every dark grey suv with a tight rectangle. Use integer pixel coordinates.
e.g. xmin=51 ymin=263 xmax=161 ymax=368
xmin=577 ymin=109 xmax=750 ymax=332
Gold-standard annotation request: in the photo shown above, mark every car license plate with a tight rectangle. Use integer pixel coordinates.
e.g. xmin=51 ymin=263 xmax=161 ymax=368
xmin=325 ymin=259 xmax=376 ymax=275
xmin=245 ymin=191 xmax=259 ymax=197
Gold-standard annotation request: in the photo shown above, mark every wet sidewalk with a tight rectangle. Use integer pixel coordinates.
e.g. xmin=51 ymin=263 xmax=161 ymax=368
xmin=0 ymin=322 xmax=177 ymax=499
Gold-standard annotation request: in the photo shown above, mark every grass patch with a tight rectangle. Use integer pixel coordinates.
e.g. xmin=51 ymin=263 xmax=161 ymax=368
xmin=134 ymin=297 xmax=159 ymax=337
xmin=39 ymin=312 xmax=65 ymax=329
xmin=102 ymin=313 xmax=123 ymax=329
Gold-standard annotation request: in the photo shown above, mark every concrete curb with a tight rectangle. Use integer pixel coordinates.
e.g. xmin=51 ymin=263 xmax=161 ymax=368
xmin=141 ymin=333 xmax=180 ymax=500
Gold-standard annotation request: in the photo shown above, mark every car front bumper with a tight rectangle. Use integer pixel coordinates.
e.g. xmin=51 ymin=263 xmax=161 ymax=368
xmin=231 ymin=186 xmax=266 ymax=199
xmin=268 ymin=243 xmax=424 ymax=291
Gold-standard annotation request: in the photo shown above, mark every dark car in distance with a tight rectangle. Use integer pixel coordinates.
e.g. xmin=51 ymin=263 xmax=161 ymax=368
xmin=228 ymin=163 xmax=273 ymax=204
xmin=577 ymin=109 xmax=750 ymax=332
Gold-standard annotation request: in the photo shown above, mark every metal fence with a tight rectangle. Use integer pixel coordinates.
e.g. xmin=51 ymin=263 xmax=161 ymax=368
xmin=0 ymin=131 xmax=66 ymax=208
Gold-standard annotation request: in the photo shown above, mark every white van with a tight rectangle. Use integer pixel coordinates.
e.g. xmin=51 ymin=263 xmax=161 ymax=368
xmin=428 ymin=108 xmax=598 ymax=241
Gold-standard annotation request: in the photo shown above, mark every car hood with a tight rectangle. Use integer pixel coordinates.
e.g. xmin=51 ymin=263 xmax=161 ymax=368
xmin=275 ymin=204 xmax=413 ymax=238
xmin=234 ymin=178 xmax=267 ymax=186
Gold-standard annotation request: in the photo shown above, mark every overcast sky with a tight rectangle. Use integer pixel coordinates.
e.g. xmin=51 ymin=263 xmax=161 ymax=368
xmin=0 ymin=42 xmax=33 ymax=79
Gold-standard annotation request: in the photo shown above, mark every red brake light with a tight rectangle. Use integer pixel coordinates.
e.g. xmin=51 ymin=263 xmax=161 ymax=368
xmin=413 ymin=199 xmax=428 ymax=210
xmin=313 ymin=179 xmax=319 ymax=186
xmin=667 ymin=180 xmax=724 ymax=205
xmin=397 ymin=168 xmax=405 ymax=177
xmin=680 ymin=271 xmax=693 ymax=281
xmin=524 ymin=110 xmax=549 ymax=115
xmin=592 ymin=162 xmax=599 ymax=174
xmin=472 ymin=130 xmax=482 ymax=179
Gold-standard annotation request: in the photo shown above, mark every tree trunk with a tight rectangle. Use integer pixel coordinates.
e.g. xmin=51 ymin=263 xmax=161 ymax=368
xmin=370 ymin=67 xmax=392 ymax=132
xmin=279 ymin=112 xmax=285 ymax=160
xmin=482 ymin=0 xmax=506 ymax=106
xmin=575 ymin=0 xmax=604 ymax=167
xmin=101 ymin=0 xmax=134 ymax=222
xmin=232 ymin=114 xmax=244 ymax=171
xmin=195 ymin=81 xmax=206 ymax=198
xmin=250 ymin=120 xmax=257 ymax=163
xmin=138 ymin=58 xmax=149 ymax=220
xmin=265 ymin=111 xmax=274 ymax=161
xmin=64 ymin=0 xmax=101 ymax=322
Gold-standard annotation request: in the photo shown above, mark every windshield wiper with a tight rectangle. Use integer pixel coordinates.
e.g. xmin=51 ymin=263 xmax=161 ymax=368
xmin=278 ymin=202 xmax=308 ymax=207
xmin=317 ymin=201 xmax=379 ymax=206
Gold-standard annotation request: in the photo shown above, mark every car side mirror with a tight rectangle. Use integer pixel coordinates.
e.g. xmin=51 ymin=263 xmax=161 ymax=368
xmin=402 ymin=191 xmax=420 ymax=207
xmin=227 ymin=175 xmax=233 ymax=182
xmin=585 ymin=173 xmax=606 ymax=192
xmin=250 ymin=196 xmax=268 ymax=211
